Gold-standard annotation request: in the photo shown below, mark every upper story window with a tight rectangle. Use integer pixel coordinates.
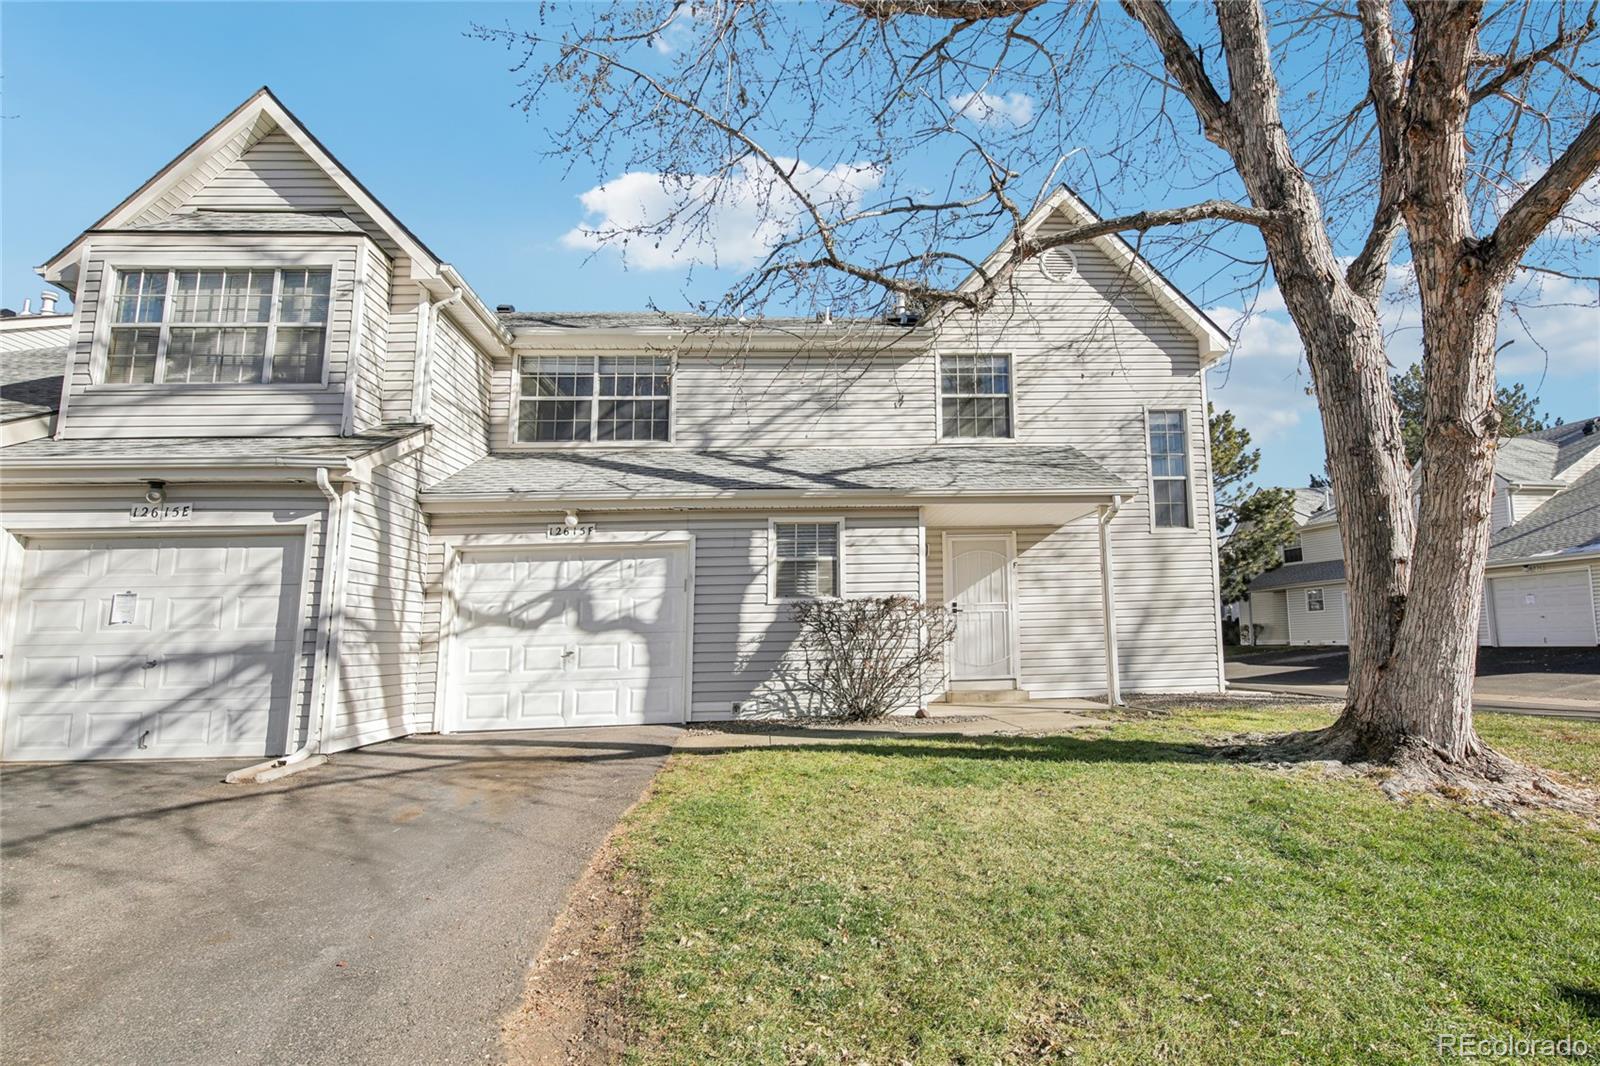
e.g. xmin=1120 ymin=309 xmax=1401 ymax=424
xmin=1283 ymin=536 xmax=1304 ymax=563
xmin=940 ymin=354 xmax=1013 ymax=439
xmin=1147 ymin=409 xmax=1192 ymax=528
xmin=516 ymin=355 xmax=672 ymax=443
xmin=105 ymin=268 xmax=330 ymax=385
xmin=771 ymin=520 xmax=842 ymax=601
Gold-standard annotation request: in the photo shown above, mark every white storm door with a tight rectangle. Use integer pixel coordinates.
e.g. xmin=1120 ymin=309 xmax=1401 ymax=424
xmin=946 ymin=534 xmax=1015 ymax=680
xmin=449 ymin=544 xmax=688 ymax=731
xmin=1490 ymin=571 xmax=1597 ymax=647
xmin=4 ymin=535 xmax=302 ymax=761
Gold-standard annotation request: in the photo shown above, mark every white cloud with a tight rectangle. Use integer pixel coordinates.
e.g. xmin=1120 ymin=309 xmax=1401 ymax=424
xmin=562 ymin=157 xmax=883 ymax=270
xmin=649 ymin=3 xmax=700 ymax=54
xmin=949 ymin=90 xmax=1035 ymax=129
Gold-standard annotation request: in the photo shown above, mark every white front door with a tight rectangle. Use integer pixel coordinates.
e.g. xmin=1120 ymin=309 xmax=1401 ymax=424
xmin=946 ymin=534 xmax=1015 ymax=680
xmin=448 ymin=544 xmax=689 ymax=730
xmin=1490 ymin=570 xmax=1597 ymax=647
xmin=4 ymin=534 xmax=302 ymax=761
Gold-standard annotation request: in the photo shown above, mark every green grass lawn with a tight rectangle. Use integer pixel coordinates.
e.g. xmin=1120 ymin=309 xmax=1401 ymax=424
xmin=614 ymin=707 xmax=1600 ymax=1064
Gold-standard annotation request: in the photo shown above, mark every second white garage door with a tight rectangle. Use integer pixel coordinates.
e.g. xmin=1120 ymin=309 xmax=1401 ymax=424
xmin=1490 ymin=570 xmax=1597 ymax=647
xmin=448 ymin=544 xmax=689 ymax=731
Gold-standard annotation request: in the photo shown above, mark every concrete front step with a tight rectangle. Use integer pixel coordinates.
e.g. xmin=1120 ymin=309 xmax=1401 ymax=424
xmin=935 ymin=687 xmax=1033 ymax=705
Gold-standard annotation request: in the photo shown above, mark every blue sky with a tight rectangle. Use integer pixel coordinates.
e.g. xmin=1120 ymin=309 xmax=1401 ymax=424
xmin=3 ymin=2 xmax=1595 ymax=490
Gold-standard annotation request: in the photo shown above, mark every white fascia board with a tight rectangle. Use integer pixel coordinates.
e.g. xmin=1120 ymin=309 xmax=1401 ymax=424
xmin=0 ymin=460 xmax=357 ymax=485
xmin=0 ymin=413 xmax=56 ymax=447
xmin=954 ymin=185 xmax=1231 ymax=364
xmin=1486 ymin=548 xmax=1600 ymax=571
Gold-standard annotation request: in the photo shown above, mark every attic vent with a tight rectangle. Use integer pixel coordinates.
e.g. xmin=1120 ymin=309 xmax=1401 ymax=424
xmin=1038 ymin=247 xmax=1078 ymax=282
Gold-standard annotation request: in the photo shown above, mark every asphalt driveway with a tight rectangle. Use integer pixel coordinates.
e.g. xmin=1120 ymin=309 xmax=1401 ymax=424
xmin=0 ymin=726 xmax=678 ymax=1066
xmin=1227 ymin=645 xmax=1600 ymax=709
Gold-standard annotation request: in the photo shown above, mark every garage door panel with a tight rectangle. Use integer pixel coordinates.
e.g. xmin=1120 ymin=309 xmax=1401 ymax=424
xmin=450 ymin=545 xmax=688 ymax=732
xmin=4 ymin=535 xmax=303 ymax=761
xmin=1491 ymin=571 xmax=1596 ymax=647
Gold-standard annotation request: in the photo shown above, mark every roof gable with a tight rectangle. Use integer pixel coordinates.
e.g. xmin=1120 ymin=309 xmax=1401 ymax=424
xmin=957 ymin=185 xmax=1231 ymax=363
xmin=39 ymin=87 xmax=440 ymax=278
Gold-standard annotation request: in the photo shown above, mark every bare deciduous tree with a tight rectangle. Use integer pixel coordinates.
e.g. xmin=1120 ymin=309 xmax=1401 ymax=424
xmin=478 ymin=0 xmax=1600 ymax=810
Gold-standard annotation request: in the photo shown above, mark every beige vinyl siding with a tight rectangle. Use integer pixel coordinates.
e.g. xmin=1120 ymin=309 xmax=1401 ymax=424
xmin=1478 ymin=587 xmax=1495 ymax=645
xmin=426 ymin=510 xmax=922 ymax=720
xmin=381 ymin=276 xmax=426 ymax=424
xmin=420 ymin=314 xmax=495 ymax=483
xmin=0 ymin=483 xmax=328 ymax=753
xmin=1490 ymin=477 xmax=1513 ymax=532
xmin=487 ymin=346 xmax=937 ymax=451
xmin=57 ymin=237 xmax=368 ymax=439
xmin=172 ymin=127 xmax=401 ymax=256
xmin=1298 ymin=524 xmax=1343 ymax=563
xmin=1247 ymin=590 xmax=1290 ymax=645
xmin=0 ymin=321 xmax=72 ymax=353
xmin=938 ymin=233 xmax=1223 ymax=693
xmin=128 ymin=111 xmax=277 ymax=227
xmin=326 ymin=453 xmax=429 ymax=751
xmin=351 ymin=242 xmax=392 ymax=432
xmin=1285 ymin=582 xmax=1349 ymax=644
xmin=1509 ymin=487 xmax=1559 ymax=522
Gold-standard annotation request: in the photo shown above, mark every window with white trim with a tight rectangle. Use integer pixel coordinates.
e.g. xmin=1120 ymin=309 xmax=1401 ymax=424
xmin=1306 ymin=588 xmax=1325 ymax=612
xmin=1147 ymin=409 xmax=1192 ymax=528
xmin=516 ymin=355 xmax=671 ymax=443
xmin=1283 ymin=535 xmax=1304 ymax=563
xmin=104 ymin=268 xmax=330 ymax=385
xmin=771 ymin=521 xmax=841 ymax=600
xmin=940 ymin=353 xmax=1012 ymax=438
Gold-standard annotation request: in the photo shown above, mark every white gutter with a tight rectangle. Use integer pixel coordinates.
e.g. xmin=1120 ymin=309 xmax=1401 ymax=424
xmin=1097 ymin=495 xmax=1124 ymax=707
xmin=225 ymin=467 xmax=356 ymax=784
xmin=420 ymin=485 xmax=1140 ymax=512
xmin=411 ymin=287 xmax=463 ymax=423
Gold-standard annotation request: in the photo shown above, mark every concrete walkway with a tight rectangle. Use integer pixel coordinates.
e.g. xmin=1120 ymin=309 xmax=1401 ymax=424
xmin=1228 ymin=680 xmax=1600 ymax=720
xmin=675 ymin=699 xmax=1112 ymax=749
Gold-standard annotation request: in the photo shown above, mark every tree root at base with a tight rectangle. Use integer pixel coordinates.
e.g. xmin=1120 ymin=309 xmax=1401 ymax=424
xmin=1218 ymin=725 xmax=1600 ymax=822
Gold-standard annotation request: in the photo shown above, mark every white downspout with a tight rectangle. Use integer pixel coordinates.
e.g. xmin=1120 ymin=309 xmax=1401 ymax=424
xmin=1098 ymin=495 xmax=1124 ymax=708
xmin=410 ymin=287 xmax=463 ymax=423
xmin=225 ymin=467 xmax=355 ymax=784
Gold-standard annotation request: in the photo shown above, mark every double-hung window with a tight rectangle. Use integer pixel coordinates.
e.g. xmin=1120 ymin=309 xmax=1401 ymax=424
xmin=517 ymin=355 xmax=671 ymax=443
xmin=1306 ymin=588 xmax=1326 ymax=612
xmin=939 ymin=354 xmax=1013 ymax=438
xmin=1147 ymin=409 xmax=1192 ymax=528
xmin=771 ymin=521 xmax=842 ymax=601
xmin=1283 ymin=536 xmax=1304 ymax=563
xmin=104 ymin=268 xmax=331 ymax=385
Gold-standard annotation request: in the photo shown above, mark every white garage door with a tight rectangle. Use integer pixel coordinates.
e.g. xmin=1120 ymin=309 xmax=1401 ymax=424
xmin=4 ymin=534 xmax=304 ymax=761
xmin=448 ymin=544 xmax=688 ymax=731
xmin=1491 ymin=570 xmax=1597 ymax=647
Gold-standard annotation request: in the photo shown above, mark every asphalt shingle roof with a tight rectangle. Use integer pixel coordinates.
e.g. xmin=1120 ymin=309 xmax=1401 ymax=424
xmin=2 ymin=426 xmax=424 ymax=464
xmin=1248 ymin=558 xmax=1346 ymax=592
xmin=0 ymin=345 xmax=67 ymax=423
xmin=1488 ymin=464 xmax=1600 ymax=563
xmin=499 ymin=310 xmax=911 ymax=333
xmin=116 ymin=211 xmax=365 ymax=235
xmin=425 ymin=446 xmax=1129 ymax=499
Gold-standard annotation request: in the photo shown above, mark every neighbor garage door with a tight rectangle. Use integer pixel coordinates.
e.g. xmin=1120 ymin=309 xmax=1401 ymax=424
xmin=448 ymin=544 xmax=688 ymax=730
xmin=3 ymin=534 xmax=304 ymax=761
xmin=1490 ymin=570 xmax=1597 ymax=647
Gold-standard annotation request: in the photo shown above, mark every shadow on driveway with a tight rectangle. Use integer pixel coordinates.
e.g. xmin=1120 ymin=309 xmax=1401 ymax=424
xmin=0 ymin=726 xmax=679 ymax=1066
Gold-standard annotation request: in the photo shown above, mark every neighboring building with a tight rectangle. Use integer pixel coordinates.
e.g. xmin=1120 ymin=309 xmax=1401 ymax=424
xmin=1238 ymin=422 xmax=1600 ymax=648
xmin=0 ymin=87 xmax=1230 ymax=762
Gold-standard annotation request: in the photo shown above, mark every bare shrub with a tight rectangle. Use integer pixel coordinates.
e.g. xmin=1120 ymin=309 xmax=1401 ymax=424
xmin=788 ymin=596 xmax=956 ymax=721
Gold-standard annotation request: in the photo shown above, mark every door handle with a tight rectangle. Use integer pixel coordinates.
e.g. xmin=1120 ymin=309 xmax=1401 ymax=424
xmin=143 ymin=658 xmax=159 ymax=669
xmin=949 ymin=601 xmax=962 ymax=615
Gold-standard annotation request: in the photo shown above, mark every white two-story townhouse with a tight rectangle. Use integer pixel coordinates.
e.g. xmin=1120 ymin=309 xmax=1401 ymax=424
xmin=0 ymin=88 xmax=1229 ymax=763
xmin=1240 ymin=421 xmax=1600 ymax=648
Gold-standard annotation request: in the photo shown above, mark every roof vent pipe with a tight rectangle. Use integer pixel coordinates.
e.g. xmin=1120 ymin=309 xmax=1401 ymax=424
xmin=39 ymin=291 xmax=58 ymax=314
xmin=19 ymin=298 xmax=30 ymax=315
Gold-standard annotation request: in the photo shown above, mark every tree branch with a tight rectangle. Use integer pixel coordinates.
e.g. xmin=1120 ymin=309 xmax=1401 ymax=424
xmin=1347 ymin=0 xmax=1408 ymax=302
xmin=1487 ymin=109 xmax=1600 ymax=270
xmin=841 ymin=0 xmax=1048 ymax=20
xmin=1470 ymin=12 xmax=1598 ymax=105
xmin=1118 ymin=0 xmax=1235 ymax=148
